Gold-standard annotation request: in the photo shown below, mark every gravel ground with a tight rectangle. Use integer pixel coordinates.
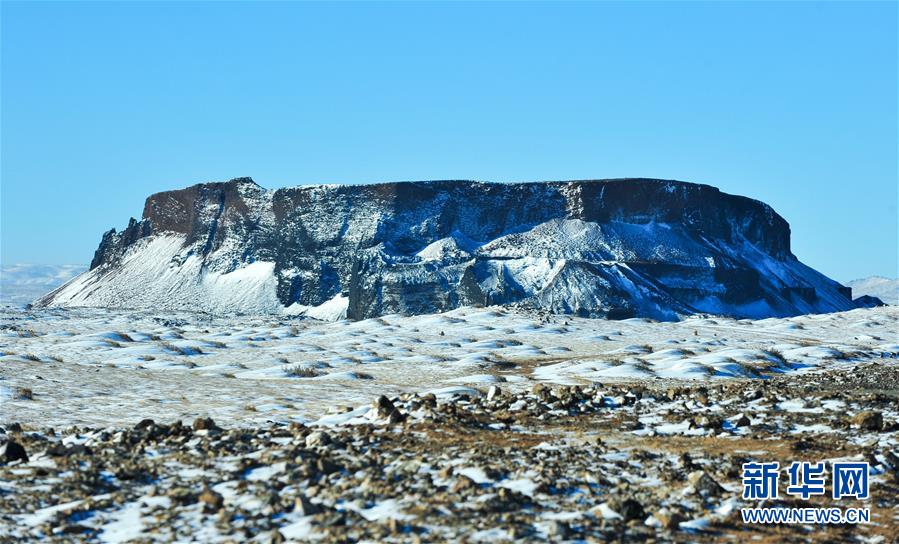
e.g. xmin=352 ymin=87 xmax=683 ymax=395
xmin=1 ymin=362 xmax=897 ymax=543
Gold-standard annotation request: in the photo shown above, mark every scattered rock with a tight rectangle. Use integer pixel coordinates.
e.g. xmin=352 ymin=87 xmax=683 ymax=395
xmin=0 ymin=439 xmax=28 ymax=464
xmin=655 ymin=509 xmax=685 ymax=530
xmin=451 ymin=475 xmax=477 ymax=493
xmin=168 ymin=487 xmax=197 ymax=506
xmin=692 ymin=414 xmax=722 ymax=429
xmin=316 ymin=458 xmax=340 ymax=475
xmin=545 ymin=519 xmax=571 ymax=538
xmin=13 ymin=387 xmax=33 ymax=400
xmin=1 ymin=357 xmax=897 ymax=542
xmin=305 ymin=430 xmax=331 ymax=448
xmin=295 ymin=495 xmax=321 ymax=516
xmin=134 ymin=418 xmax=156 ymax=430
xmin=688 ymin=470 xmax=725 ymax=497
xmin=532 ymin=383 xmax=550 ymax=399
xmin=733 ymin=414 xmax=752 ymax=428
xmin=610 ymin=497 xmax=645 ymax=521
xmin=192 ymin=417 xmax=217 ymax=431
xmin=198 ymin=488 xmax=224 ymax=512
xmin=373 ymin=396 xmax=396 ymax=418
xmin=46 ymin=443 xmax=91 ymax=457
xmin=487 ymin=385 xmax=502 ymax=401
xmin=852 ymin=411 xmax=883 ymax=431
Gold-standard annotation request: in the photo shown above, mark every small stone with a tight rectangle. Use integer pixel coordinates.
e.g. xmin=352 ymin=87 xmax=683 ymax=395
xmin=199 ymin=488 xmax=224 ymax=512
xmin=59 ymin=524 xmax=90 ymax=535
xmin=656 ymin=509 xmax=685 ymax=530
xmin=692 ymin=414 xmax=722 ymax=429
xmin=508 ymin=525 xmax=528 ymax=539
xmin=387 ymin=409 xmax=406 ymax=424
xmin=532 ymin=383 xmax=550 ymax=398
xmin=611 ymin=498 xmax=645 ymax=521
xmin=487 ymin=385 xmax=502 ymax=401
xmin=695 ymin=389 xmax=709 ymax=405
xmin=679 ymin=452 xmax=696 ymax=470
xmin=688 ymin=470 xmax=725 ymax=496
xmin=46 ymin=443 xmax=70 ymax=457
xmin=545 ymin=519 xmax=570 ymax=538
xmin=13 ymin=388 xmax=33 ymax=400
xmin=496 ymin=487 xmax=522 ymax=504
xmin=884 ymin=450 xmax=899 ymax=472
xmin=168 ymin=487 xmax=197 ymax=505
xmin=295 ymin=495 xmax=320 ymax=516
xmin=192 ymin=417 xmax=217 ymax=431
xmin=852 ymin=411 xmax=883 ymax=431
xmin=134 ymin=419 xmax=155 ymax=430
xmin=373 ymin=395 xmax=396 ymax=418
xmin=305 ymin=430 xmax=331 ymax=448
xmin=0 ymin=439 xmax=28 ymax=464
xmin=66 ymin=443 xmax=92 ymax=457
xmin=451 ymin=475 xmax=477 ymax=493
xmin=733 ymin=414 xmax=752 ymax=427
xmin=316 ymin=458 xmax=340 ymax=475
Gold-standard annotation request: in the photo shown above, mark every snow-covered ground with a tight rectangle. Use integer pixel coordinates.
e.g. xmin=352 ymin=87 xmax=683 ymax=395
xmin=2 ymin=304 xmax=896 ymax=429
xmin=2 ymin=303 xmax=898 ymax=542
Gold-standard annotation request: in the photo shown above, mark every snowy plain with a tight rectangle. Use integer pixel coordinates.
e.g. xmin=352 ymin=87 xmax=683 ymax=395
xmin=2 ymin=302 xmax=896 ymax=429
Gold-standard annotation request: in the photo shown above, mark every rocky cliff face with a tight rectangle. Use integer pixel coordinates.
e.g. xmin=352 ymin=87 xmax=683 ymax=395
xmin=37 ymin=177 xmax=863 ymax=320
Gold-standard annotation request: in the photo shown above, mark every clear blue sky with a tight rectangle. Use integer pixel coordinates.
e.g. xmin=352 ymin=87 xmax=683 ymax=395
xmin=2 ymin=1 xmax=896 ymax=281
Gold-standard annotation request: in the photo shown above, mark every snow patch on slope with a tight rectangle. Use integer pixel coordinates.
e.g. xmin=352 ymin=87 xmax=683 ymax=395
xmin=284 ymin=294 xmax=349 ymax=321
xmin=416 ymin=238 xmax=471 ymax=262
xmin=43 ymin=235 xmax=284 ymax=315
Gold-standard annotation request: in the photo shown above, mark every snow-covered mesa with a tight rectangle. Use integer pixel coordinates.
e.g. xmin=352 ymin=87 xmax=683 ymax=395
xmin=35 ymin=178 xmax=869 ymax=320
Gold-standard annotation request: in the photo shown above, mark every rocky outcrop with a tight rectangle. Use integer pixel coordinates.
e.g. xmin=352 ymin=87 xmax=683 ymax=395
xmin=37 ymin=177 xmax=863 ymax=319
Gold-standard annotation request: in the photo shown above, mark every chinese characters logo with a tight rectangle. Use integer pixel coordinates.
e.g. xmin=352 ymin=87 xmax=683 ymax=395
xmin=742 ymin=461 xmax=870 ymax=500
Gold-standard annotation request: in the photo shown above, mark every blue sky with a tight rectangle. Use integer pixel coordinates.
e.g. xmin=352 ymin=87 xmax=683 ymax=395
xmin=2 ymin=1 xmax=896 ymax=281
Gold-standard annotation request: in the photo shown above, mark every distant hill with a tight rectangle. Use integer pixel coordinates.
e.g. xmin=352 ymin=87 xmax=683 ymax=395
xmin=0 ymin=264 xmax=86 ymax=306
xmin=847 ymin=276 xmax=898 ymax=305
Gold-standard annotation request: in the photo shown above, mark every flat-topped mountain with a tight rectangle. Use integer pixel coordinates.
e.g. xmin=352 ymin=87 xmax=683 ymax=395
xmin=37 ymin=177 xmax=868 ymax=319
